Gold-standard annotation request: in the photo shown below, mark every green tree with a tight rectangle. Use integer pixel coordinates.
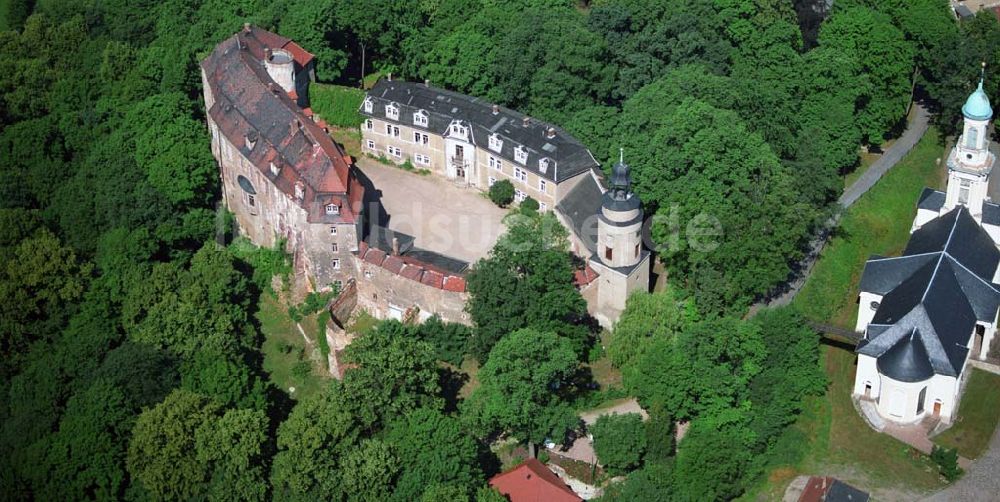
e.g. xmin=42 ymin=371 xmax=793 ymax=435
xmin=591 ymin=413 xmax=647 ymax=475
xmin=386 ymin=407 xmax=486 ymax=501
xmin=271 ymin=387 xmax=361 ymax=500
xmin=672 ymin=421 xmax=753 ymax=501
xmin=488 ymin=179 xmax=515 ymax=207
xmin=463 ymin=328 xmax=580 ymax=453
xmin=126 ymin=390 xmax=268 ymax=501
xmin=340 ymin=439 xmax=400 ymax=501
xmin=340 ymin=320 xmax=443 ymax=429
xmin=466 ymin=211 xmax=591 ymax=359
xmin=608 ymin=288 xmax=695 ymax=368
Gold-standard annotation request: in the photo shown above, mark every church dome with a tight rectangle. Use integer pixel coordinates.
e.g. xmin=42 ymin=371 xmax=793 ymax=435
xmin=963 ymin=80 xmax=993 ymax=121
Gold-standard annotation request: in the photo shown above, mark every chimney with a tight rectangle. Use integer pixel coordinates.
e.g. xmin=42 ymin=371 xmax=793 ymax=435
xmin=264 ymin=47 xmax=272 ymax=59
xmin=492 ymin=104 xmax=500 ymax=115
xmin=546 ymin=127 xmax=556 ymax=139
xmin=387 ymin=72 xmax=392 ymax=82
xmin=424 ymin=79 xmax=431 ymax=87
xmin=522 ymin=116 xmax=530 ymax=127
xmin=391 ymin=237 xmax=400 ymax=256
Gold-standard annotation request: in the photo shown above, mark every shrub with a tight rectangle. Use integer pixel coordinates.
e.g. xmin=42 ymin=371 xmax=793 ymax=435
xmin=931 ymin=445 xmax=963 ymax=481
xmin=292 ymin=360 xmax=312 ymax=380
xmin=520 ymin=196 xmax=539 ymax=213
xmin=309 ymin=84 xmax=365 ymax=128
xmin=591 ymin=413 xmax=647 ymax=475
xmin=488 ymin=180 xmax=515 ymax=207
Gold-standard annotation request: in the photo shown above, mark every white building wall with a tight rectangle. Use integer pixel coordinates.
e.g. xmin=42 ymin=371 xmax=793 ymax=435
xmin=855 ymin=292 xmax=884 ymax=332
xmin=911 ymin=208 xmax=940 ymax=233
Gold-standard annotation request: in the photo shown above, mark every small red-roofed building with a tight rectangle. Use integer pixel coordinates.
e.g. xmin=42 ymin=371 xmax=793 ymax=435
xmin=489 ymin=458 xmax=582 ymax=502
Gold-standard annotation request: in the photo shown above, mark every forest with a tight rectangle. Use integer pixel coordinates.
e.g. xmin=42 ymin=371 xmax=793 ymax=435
xmin=2 ymin=0 xmax=1000 ymax=500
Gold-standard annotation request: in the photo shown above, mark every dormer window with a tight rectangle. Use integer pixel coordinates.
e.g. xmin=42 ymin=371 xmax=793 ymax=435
xmin=385 ymin=102 xmax=399 ymax=121
xmin=363 ymin=98 xmax=373 ymax=113
xmin=538 ymin=157 xmax=552 ymax=174
xmin=450 ymin=122 xmax=467 ymax=137
xmin=325 ymin=203 xmax=340 ymax=215
xmin=489 ymin=133 xmax=503 ymax=152
xmin=245 ymin=131 xmax=258 ymax=150
xmin=269 ymin=162 xmax=279 ymax=176
xmin=413 ymin=110 xmax=428 ymax=127
xmin=514 ymin=145 xmax=528 ymax=165
xmin=294 ymin=183 xmax=304 ymax=200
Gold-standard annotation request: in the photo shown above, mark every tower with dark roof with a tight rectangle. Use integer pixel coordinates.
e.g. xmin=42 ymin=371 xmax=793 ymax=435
xmin=588 ymin=151 xmax=650 ymax=327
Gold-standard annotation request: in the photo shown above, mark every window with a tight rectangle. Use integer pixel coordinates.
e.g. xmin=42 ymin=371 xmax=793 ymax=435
xmin=332 ymin=258 xmax=341 ymax=270
xmin=294 ymin=183 xmax=304 ymax=200
xmin=413 ymin=110 xmax=428 ymax=127
xmin=489 ymin=155 xmax=502 ymax=171
xmin=331 ymin=243 xmax=339 ymax=252
xmin=363 ymin=98 xmax=373 ymax=113
xmin=365 ymin=119 xmax=373 ymax=130
xmin=413 ymin=132 xmax=429 ymax=144
xmin=247 ymin=194 xmax=255 ymax=207
xmin=515 ymin=189 xmax=526 ymax=202
xmin=385 ymin=124 xmax=399 ymax=137
xmin=334 ymin=280 xmax=343 ymax=291
xmin=365 ymin=270 xmax=373 ymax=279
xmin=959 ymin=179 xmax=971 ymax=205
xmin=539 ymin=157 xmax=552 ymax=174
xmin=450 ymin=123 xmax=467 ymax=137
xmin=605 ymin=246 xmax=613 ymax=261
xmin=387 ymin=146 xmax=402 ymax=158
xmin=514 ymin=145 xmax=528 ymax=164
xmin=366 ymin=139 xmax=375 ymax=150
xmin=635 ymin=243 xmax=640 ymax=258
xmin=325 ymin=203 xmax=340 ymax=215
xmin=539 ymin=202 xmax=547 ymax=212
xmin=414 ymin=153 xmax=430 ymax=165
xmin=967 ymin=128 xmax=979 ymax=149
xmin=538 ymin=179 xmax=547 ymax=193
xmin=488 ymin=176 xmax=496 ymax=187
xmin=386 ymin=102 xmax=399 ymax=120
xmin=330 ymin=226 xmax=338 ymax=235
xmin=514 ymin=167 xmax=527 ymax=182
xmin=270 ymin=162 xmax=279 ymax=176
xmin=489 ymin=133 xmax=503 ymax=152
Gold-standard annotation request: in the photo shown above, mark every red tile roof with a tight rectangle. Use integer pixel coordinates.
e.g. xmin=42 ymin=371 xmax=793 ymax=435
xmin=400 ymin=264 xmax=424 ymax=281
xmin=201 ymin=25 xmax=361 ymax=224
xmin=363 ymin=248 xmax=387 ymax=266
xmin=420 ymin=270 xmax=445 ymax=288
xmin=573 ymin=264 xmax=599 ymax=287
xmin=382 ymin=255 xmax=405 ymax=274
xmin=442 ymin=275 xmax=466 ymax=292
xmin=489 ymin=458 xmax=581 ymax=502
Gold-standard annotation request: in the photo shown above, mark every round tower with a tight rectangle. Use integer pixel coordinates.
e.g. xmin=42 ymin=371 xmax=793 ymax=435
xmin=957 ymin=78 xmax=993 ymax=170
xmin=945 ymin=67 xmax=995 ymax=217
xmin=264 ymin=48 xmax=296 ymax=94
xmin=598 ymin=154 xmax=643 ymax=269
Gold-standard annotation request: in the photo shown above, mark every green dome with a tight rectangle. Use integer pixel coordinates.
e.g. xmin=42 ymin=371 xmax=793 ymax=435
xmin=963 ymin=80 xmax=993 ymax=120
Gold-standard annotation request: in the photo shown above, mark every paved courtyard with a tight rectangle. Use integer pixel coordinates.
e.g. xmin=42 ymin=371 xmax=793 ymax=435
xmin=356 ymin=158 xmax=507 ymax=263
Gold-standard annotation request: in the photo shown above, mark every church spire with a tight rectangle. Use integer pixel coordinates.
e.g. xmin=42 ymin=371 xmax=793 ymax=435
xmin=609 ymin=147 xmax=632 ymax=201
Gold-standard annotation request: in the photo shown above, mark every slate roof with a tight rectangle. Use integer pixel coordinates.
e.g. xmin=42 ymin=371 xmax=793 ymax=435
xmin=984 ymin=200 xmax=1000 ymax=226
xmin=202 ymin=26 xmax=364 ymax=224
xmin=555 ymin=173 xmax=603 ymax=253
xmin=857 ymin=207 xmax=1000 ymax=380
xmin=917 ymin=188 xmax=946 ymax=212
xmin=361 ymin=80 xmax=599 ymax=183
xmin=825 ymin=479 xmax=871 ymax=502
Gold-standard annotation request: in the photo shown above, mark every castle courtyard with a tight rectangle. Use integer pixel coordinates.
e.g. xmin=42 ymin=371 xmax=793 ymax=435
xmin=355 ymin=157 xmax=508 ymax=263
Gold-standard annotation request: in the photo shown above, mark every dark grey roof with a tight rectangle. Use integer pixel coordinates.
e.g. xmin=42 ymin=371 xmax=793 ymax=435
xmin=556 ymin=174 xmax=603 ymax=253
xmin=825 ymin=479 xmax=869 ymax=502
xmin=366 ymin=225 xmax=416 ymax=255
xmin=917 ymin=188 xmax=945 ymax=212
xmin=955 ymin=4 xmax=974 ymax=18
xmin=361 ymin=80 xmax=598 ymax=183
xmin=857 ymin=207 xmax=1000 ymax=379
xmin=364 ymin=225 xmax=468 ymax=275
xmin=984 ymin=201 xmax=1000 ymax=226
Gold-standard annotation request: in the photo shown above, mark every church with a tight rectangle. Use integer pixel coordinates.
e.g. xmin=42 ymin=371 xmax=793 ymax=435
xmin=852 ymin=78 xmax=1000 ymax=425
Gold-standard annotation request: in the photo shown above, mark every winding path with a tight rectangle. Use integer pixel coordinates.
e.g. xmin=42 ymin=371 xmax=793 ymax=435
xmin=757 ymin=104 xmax=931 ymax=310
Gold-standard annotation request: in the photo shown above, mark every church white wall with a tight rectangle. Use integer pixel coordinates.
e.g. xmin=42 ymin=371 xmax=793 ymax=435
xmin=987 ymin=223 xmax=1000 ymax=252
xmin=854 ymin=354 xmax=880 ymax=398
xmin=944 ymin=170 xmax=990 ymax=217
xmin=875 ymin=374 xmax=956 ymax=424
xmin=855 ymin=292 xmax=883 ymax=332
xmin=911 ymin=208 xmax=939 ymax=233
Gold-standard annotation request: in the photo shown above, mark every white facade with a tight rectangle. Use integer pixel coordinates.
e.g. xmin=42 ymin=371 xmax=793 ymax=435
xmin=854 ymin=354 xmax=960 ymax=424
xmin=854 ymin=292 xmax=884 ymax=333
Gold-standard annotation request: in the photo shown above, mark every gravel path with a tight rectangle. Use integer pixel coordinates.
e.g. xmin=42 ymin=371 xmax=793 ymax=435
xmin=923 ymin=425 xmax=1000 ymax=501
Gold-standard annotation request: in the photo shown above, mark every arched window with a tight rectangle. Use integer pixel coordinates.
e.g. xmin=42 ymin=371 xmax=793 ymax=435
xmin=966 ymin=127 xmax=979 ymax=149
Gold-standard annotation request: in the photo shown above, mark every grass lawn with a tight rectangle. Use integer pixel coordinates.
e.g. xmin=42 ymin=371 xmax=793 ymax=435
xmin=258 ymin=292 xmax=326 ymax=400
xmin=934 ymin=369 xmax=1000 ymax=459
xmin=795 ymin=127 xmax=948 ymax=328
xmin=310 ymin=83 xmax=365 ymax=128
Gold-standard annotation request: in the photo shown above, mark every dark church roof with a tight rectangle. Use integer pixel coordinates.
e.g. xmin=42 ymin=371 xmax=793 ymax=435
xmin=857 ymin=207 xmax=1000 ymax=380
xmin=917 ymin=188 xmax=945 ymax=212
xmin=362 ymin=80 xmax=599 ymax=183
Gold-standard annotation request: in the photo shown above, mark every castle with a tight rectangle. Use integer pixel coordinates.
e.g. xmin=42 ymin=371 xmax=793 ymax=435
xmin=853 ymin=78 xmax=1000 ymax=425
xmin=201 ymin=26 xmax=650 ymax=336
